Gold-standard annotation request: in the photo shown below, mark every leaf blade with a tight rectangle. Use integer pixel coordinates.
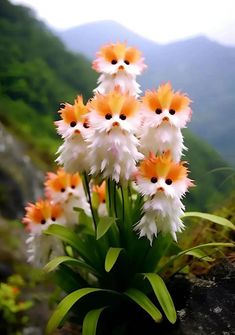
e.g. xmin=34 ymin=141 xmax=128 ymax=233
xmin=105 ymin=247 xmax=123 ymax=272
xmin=46 ymin=288 xmax=101 ymax=334
xmin=96 ymin=216 xmax=116 ymax=240
xmin=183 ymin=212 xmax=235 ymax=230
xmin=82 ymin=307 xmax=106 ymax=335
xmin=143 ymin=273 xmax=176 ymax=324
xmin=124 ymin=288 xmax=162 ymax=322
xmin=43 ymin=256 xmax=99 ymax=276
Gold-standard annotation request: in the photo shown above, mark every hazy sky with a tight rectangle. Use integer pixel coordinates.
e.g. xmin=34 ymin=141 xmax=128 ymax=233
xmin=11 ymin=0 xmax=235 ymax=45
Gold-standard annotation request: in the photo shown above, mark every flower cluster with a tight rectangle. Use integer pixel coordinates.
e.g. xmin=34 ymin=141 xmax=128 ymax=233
xmin=23 ymin=41 xmax=194 ymax=264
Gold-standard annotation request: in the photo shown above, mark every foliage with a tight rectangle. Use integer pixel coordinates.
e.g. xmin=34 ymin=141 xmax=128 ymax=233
xmin=43 ymin=180 xmax=234 ymax=334
xmin=0 ymin=0 xmax=97 ymax=169
xmin=0 ymin=274 xmax=33 ymax=335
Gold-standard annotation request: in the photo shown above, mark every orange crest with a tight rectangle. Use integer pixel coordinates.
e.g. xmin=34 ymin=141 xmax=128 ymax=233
xmin=93 ymin=181 xmax=106 ymax=204
xmin=98 ymin=42 xmax=141 ymax=63
xmin=23 ymin=200 xmax=62 ymax=225
xmin=142 ymin=83 xmax=191 ymax=112
xmin=139 ymin=152 xmax=189 ymax=182
xmin=45 ymin=168 xmax=81 ymax=193
xmin=58 ymin=96 xmax=88 ymax=124
xmin=88 ymin=90 xmax=140 ymax=117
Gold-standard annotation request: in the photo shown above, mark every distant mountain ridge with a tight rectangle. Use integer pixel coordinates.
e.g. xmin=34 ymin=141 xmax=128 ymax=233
xmin=58 ymin=20 xmax=235 ymax=165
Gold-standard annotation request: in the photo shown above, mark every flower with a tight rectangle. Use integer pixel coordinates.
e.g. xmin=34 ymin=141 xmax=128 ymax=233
xmin=87 ymin=89 xmax=143 ymax=183
xmin=139 ymin=83 xmax=192 ymax=161
xmin=93 ymin=181 xmax=107 ymax=216
xmin=135 ymin=152 xmax=194 ymax=243
xmin=92 ymin=42 xmax=147 ymax=96
xmin=23 ymin=200 xmax=65 ymax=265
xmin=55 ymin=96 xmax=92 ymax=173
xmin=45 ymin=168 xmax=90 ymax=222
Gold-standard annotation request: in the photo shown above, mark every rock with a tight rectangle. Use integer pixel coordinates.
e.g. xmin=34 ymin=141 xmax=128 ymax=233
xmin=0 ymin=122 xmax=44 ymax=219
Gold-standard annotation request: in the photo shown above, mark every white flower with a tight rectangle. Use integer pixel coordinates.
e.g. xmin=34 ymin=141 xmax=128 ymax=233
xmin=139 ymin=83 xmax=192 ymax=161
xmin=135 ymin=152 xmax=194 ymax=243
xmin=87 ymin=89 xmax=143 ymax=183
xmin=45 ymin=168 xmax=90 ymax=223
xmin=92 ymin=42 xmax=146 ymax=96
xmin=55 ymin=96 xmax=92 ymax=173
xmin=23 ymin=200 xmax=66 ymax=266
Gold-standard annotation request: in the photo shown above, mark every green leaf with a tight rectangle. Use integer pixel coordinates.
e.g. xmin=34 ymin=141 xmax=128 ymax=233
xmin=124 ymin=288 xmax=162 ymax=322
xmin=46 ymin=288 xmax=102 ymax=334
xmin=96 ymin=216 xmax=116 ymax=240
xmin=143 ymin=273 xmax=176 ymax=324
xmin=158 ymin=242 xmax=234 ymax=273
xmin=105 ymin=248 xmax=123 ymax=272
xmin=185 ymin=249 xmax=214 ymax=262
xmin=183 ymin=212 xmax=235 ymax=230
xmin=44 ymin=224 xmax=88 ymax=259
xmin=82 ymin=307 xmax=106 ymax=335
xmin=43 ymin=256 xmax=99 ymax=276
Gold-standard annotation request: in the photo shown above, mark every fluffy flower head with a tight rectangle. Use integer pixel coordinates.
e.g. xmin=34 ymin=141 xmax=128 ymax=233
xmin=45 ymin=168 xmax=82 ymax=203
xmin=142 ymin=83 xmax=192 ymax=128
xmin=55 ymin=96 xmax=90 ymax=139
xmin=92 ymin=42 xmax=146 ymax=76
xmin=137 ymin=152 xmax=194 ymax=198
xmin=23 ymin=200 xmax=65 ymax=234
xmin=88 ymin=89 xmax=141 ymax=133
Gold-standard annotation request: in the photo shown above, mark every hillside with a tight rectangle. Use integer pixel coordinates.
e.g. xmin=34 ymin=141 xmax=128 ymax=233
xmin=0 ymin=0 xmax=233 ymax=216
xmin=0 ymin=0 xmax=97 ymax=167
xmin=58 ymin=20 xmax=235 ymax=165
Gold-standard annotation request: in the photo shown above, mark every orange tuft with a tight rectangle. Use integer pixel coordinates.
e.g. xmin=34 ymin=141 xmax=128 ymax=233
xmin=45 ymin=168 xmax=69 ymax=192
xmin=70 ymin=173 xmax=81 ymax=187
xmin=88 ymin=90 xmax=139 ymax=117
xmin=93 ymin=181 xmax=106 ymax=204
xmin=170 ymin=92 xmax=191 ymax=112
xmin=98 ymin=42 xmax=142 ymax=63
xmin=23 ymin=200 xmax=63 ymax=226
xmin=58 ymin=96 xmax=88 ymax=124
xmin=142 ymin=83 xmax=191 ymax=112
xmin=139 ymin=152 xmax=189 ymax=182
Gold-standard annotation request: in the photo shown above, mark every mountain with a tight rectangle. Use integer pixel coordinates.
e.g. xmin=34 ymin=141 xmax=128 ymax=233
xmin=58 ymin=21 xmax=235 ymax=165
xmin=0 ymin=0 xmax=233 ymax=217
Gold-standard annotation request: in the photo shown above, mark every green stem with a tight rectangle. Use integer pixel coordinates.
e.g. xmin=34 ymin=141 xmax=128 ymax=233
xmin=82 ymin=172 xmax=97 ymax=230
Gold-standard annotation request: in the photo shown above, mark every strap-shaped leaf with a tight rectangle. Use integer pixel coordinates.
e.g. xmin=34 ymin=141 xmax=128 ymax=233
xmin=46 ymin=288 xmax=101 ymax=334
xmin=124 ymin=288 xmax=162 ymax=322
xmin=105 ymin=248 xmax=123 ymax=272
xmin=97 ymin=216 xmax=116 ymax=240
xmin=82 ymin=307 xmax=106 ymax=335
xmin=143 ymin=273 xmax=176 ymax=324
xmin=183 ymin=212 xmax=235 ymax=230
xmin=185 ymin=249 xmax=214 ymax=262
xmin=44 ymin=224 xmax=88 ymax=259
xmin=43 ymin=256 xmax=99 ymax=276
xmin=157 ymin=242 xmax=234 ymax=273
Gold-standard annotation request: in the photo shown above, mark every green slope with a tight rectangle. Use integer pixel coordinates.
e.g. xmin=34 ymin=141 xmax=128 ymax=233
xmin=0 ymin=0 xmax=97 ymax=168
xmin=0 ymin=0 xmax=233 ymax=211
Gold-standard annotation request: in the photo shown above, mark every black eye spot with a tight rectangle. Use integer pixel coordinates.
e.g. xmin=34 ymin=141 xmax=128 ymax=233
xmin=71 ymin=185 xmax=75 ymax=189
xmin=41 ymin=219 xmax=46 ymax=225
xmin=105 ymin=113 xmax=112 ymax=120
xmin=111 ymin=60 xmax=117 ymax=65
xmin=51 ymin=217 xmax=56 ymax=222
xmin=119 ymin=114 xmax=126 ymax=120
xmin=169 ymin=109 xmax=175 ymax=115
xmin=83 ymin=122 xmax=89 ymax=128
xmin=155 ymin=108 xmax=162 ymax=114
xmin=124 ymin=60 xmax=130 ymax=65
xmin=165 ymin=178 xmax=172 ymax=185
xmin=151 ymin=177 xmax=158 ymax=183
xmin=102 ymin=199 xmax=106 ymax=203
xmin=61 ymin=188 xmax=65 ymax=192
xmin=70 ymin=121 xmax=76 ymax=127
